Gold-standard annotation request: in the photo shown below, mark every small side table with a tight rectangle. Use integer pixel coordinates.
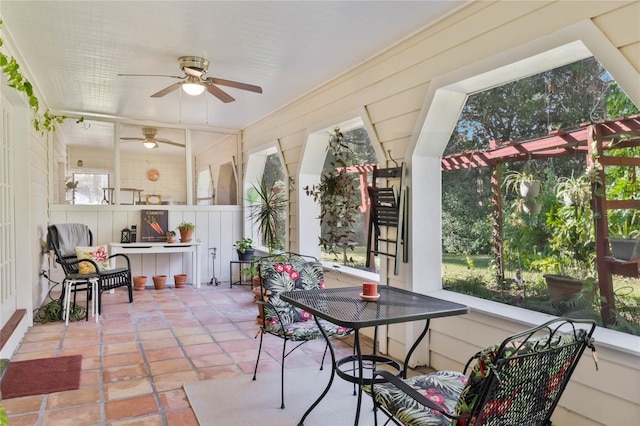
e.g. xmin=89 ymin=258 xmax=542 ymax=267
xmin=229 ymin=260 xmax=253 ymax=288
xmin=63 ymin=277 xmax=99 ymax=325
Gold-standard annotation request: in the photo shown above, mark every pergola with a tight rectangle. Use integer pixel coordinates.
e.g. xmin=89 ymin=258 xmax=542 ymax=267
xmin=441 ymin=116 xmax=640 ymax=325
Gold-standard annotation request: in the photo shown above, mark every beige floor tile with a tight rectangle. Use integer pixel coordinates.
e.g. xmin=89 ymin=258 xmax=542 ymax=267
xmin=104 ymin=378 xmax=154 ymax=400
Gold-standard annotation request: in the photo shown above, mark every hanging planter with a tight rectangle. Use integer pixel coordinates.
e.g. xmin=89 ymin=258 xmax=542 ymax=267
xmin=503 ymin=171 xmax=541 ymax=198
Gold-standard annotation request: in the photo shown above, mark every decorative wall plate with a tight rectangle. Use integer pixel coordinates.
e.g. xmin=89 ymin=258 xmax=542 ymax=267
xmin=147 ymin=169 xmax=160 ymax=181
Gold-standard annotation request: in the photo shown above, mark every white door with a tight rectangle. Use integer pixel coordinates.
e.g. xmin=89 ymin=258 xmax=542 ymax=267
xmin=0 ymin=94 xmax=17 ymax=328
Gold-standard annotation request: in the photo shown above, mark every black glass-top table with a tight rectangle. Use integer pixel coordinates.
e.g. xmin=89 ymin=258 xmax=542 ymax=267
xmin=281 ymin=285 xmax=469 ymax=426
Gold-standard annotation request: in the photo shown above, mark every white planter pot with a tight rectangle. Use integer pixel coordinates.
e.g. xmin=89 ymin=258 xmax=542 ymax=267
xmin=519 ymin=181 xmax=541 ymax=198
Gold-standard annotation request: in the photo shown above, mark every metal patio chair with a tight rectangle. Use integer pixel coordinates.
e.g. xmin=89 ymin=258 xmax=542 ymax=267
xmin=366 ymin=318 xmax=597 ymax=426
xmin=252 ymin=252 xmax=353 ymax=409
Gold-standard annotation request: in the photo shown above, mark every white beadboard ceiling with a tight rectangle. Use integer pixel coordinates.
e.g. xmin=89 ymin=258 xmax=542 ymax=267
xmin=0 ymin=1 xmax=464 ymax=152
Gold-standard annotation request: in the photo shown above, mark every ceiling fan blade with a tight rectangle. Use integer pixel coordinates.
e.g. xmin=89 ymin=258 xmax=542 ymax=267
xmin=183 ymin=67 xmax=203 ymax=78
xmin=157 ymin=139 xmax=185 ymax=148
xmin=207 ymin=77 xmax=263 ymax=93
xmin=118 ymin=73 xmax=185 ymax=79
xmin=205 ymin=84 xmax=235 ymax=103
xmin=120 ymin=137 xmax=144 ymax=141
xmin=156 ymin=139 xmax=184 ymax=148
xmin=151 ymin=82 xmax=182 ymax=98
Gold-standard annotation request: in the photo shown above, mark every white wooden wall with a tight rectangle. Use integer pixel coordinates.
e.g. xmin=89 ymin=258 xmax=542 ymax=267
xmin=48 ymin=205 xmax=243 ymax=285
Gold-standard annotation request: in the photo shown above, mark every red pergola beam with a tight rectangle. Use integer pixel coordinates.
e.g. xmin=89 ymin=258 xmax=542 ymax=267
xmin=441 ymin=116 xmax=640 ymax=171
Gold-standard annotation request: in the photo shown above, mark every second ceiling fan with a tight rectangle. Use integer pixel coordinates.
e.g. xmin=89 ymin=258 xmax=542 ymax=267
xmin=119 ymin=56 xmax=263 ymax=103
xmin=120 ymin=127 xmax=183 ymax=149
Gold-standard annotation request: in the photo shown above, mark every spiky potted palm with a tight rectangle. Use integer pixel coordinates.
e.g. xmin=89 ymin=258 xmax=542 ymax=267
xmin=248 ymin=178 xmax=287 ymax=253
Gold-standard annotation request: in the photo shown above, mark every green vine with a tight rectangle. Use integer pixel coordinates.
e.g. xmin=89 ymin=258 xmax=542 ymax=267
xmin=0 ymin=20 xmax=83 ymax=135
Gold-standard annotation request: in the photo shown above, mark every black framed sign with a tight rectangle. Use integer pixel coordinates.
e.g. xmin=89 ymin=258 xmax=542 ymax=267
xmin=140 ymin=210 xmax=168 ymax=242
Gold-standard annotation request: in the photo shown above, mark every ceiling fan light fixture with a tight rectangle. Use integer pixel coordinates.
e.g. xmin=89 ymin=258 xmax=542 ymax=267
xmin=182 ymin=76 xmax=205 ymax=96
xmin=143 ymin=141 xmax=158 ymax=149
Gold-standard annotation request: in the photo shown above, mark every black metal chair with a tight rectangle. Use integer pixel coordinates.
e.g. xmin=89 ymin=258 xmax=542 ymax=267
xmin=365 ymin=318 xmax=597 ymax=426
xmin=47 ymin=224 xmax=133 ymax=315
xmin=252 ymin=252 xmax=354 ymax=409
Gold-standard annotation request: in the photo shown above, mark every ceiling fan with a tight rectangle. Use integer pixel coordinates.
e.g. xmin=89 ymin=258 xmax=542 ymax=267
xmin=120 ymin=127 xmax=184 ymax=149
xmin=118 ymin=56 xmax=263 ymax=103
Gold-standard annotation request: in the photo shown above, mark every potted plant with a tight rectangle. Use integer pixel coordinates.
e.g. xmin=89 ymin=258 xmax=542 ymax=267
xmin=536 ymin=251 xmax=596 ymax=300
xmin=303 ymin=127 xmax=361 ymax=261
xmin=609 ymin=215 xmax=640 ymax=261
xmin=248 ymin=178 xmax=286 ymax=253
xmin=177 ymin=221 xmax=195 ymax=242
xmin=235 ymin=237 xmax=255 ymax=261
xmin=166 ymin=230 xmax=177 ymax=243
xmin=554 ymin=173 xmax=591 ymax=207
xmin=503 ymin=170 xmax=541 ymax=198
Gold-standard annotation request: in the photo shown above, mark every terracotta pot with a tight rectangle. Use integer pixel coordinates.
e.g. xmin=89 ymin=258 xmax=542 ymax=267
xmin=252 ymin=286 xmax=264 ymax=323
xmin=133 ymin=275 xmax=147 ymax=291
xmin=152 ymin=275 xmax=167 ymax=290
xmin=544 ymin=274 xmax=583 ymax=300
xmin=178 ymin=227 xmax=193 ymax=242
xmin=174 ymin=274 xmax=188 ymax=288
xmin=166 ymin=232 xmax=176 ymax=243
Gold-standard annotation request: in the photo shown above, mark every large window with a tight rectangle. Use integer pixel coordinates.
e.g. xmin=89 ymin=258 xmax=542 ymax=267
xmin=440 ymin=57 xmax=640 ymax=335
xmin=67 ymin=172 xmax=109 ymax=205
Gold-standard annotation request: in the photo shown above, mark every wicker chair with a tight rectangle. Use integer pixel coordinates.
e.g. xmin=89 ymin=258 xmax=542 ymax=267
xmin=252 ymin=252 xmax=353 ymax=409
xmin=47 ymin=224 xmax=133 ymax=315
xmin=365 ymin=318 xmax=597 ymax=426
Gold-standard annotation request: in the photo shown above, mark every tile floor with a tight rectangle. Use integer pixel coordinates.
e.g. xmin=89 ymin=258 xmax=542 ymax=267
xmin=2 ymin=283 xmax=418 ymax=425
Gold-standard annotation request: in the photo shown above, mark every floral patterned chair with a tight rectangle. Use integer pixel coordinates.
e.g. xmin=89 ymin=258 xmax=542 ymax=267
xmin=252 ymin=252 xmax=353 ymax=409
xmin=364 ymin=318 xmax=597 ymax=426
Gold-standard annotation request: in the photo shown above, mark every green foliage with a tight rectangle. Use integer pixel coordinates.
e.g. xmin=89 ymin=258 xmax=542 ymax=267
xmin=234 ymin=237 xmax=254 ymax=251
xmin=609 ymin=210 xmax=640 ymax=239
xmin=605 ymin=82 xmax=640 ymax=118
xmin=502 ymin=170 xmax=540 ymax=195
xmin=0 ymin=404 xmax=7 ymax=426
xmin=248 ymin=178 xmax=287 ymax=252
xmin=0 ymin=20 xmax=83 ymax=135
xmin=554 ymin=173 xmax=591 ymax=207
xmin=304 ymin=128 xmax=363 ymax=263
xmin=441 ymin=168 xmax=491 ymax=254
xmin=178 ymin=221 xmax=195 ymax=231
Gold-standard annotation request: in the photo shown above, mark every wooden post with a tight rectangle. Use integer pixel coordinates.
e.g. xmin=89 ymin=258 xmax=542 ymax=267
xmin=589 ymin=124 xmax=615 ymax=325
xmin=491 ymin=164 xmax=504 ymax=285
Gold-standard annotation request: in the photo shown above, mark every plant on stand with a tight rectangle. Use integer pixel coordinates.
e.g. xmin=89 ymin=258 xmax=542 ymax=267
xmin=608 ymin=210 xmax=640 ymax=260
xmin=235 ymin=237 xmax=255 ymax=261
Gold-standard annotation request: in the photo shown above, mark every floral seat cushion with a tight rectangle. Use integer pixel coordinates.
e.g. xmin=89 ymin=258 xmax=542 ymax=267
xmin=363 ymin=370 xmax=468 ymax=426
xmin=259 ymin=256 xmax=352 ymax=340
xmin=264 ymin=317 xmax=351 ymax=341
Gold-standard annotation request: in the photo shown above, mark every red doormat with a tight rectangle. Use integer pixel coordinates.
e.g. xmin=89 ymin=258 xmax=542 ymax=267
xmin=1 ymin=355 xmax=82 ymax=399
